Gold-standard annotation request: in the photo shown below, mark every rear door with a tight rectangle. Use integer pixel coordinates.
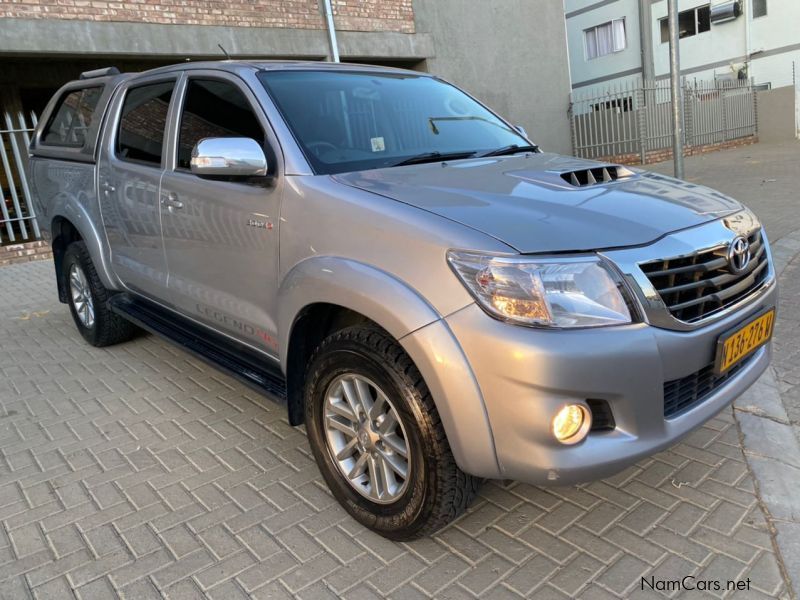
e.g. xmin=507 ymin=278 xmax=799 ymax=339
xmin=159 ymin=71 xmax=283 ymax=355
xmin=97 ymin=75 xmax=178 ymax=299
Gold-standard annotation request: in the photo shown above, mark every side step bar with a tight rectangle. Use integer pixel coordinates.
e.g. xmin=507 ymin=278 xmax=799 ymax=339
xmin=109 ymin=294 xmax=287 ymax=403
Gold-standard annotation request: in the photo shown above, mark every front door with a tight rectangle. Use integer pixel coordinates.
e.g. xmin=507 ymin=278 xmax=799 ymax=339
xmin=159 ymin=73 xmax=283 ymax=356
xmin=98 ymin=77 xmax=177 ymax=299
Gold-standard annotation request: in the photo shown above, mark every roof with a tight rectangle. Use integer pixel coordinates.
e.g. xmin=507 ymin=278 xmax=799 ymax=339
xmin=134 ymin=59 xmax=428 ymax=78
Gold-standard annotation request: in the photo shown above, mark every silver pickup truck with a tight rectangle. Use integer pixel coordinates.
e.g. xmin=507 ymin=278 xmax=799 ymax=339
xmin=29 ymin=61 xmax=776 ymax=539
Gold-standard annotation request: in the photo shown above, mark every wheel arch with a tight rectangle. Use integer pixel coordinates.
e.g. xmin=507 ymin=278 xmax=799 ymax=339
xmin=49 ymin=200 xmax=119 ymax=301
xmin=278 ymin=257 xmax=500 ymax=478
xmin=278 ymin=257 xmax=442 ymax=426
xmin=51 ymin=215 xmax=83 ymax=303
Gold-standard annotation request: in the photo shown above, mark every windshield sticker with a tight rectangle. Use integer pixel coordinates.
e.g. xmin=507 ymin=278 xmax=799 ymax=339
xmin=370 ymin=137 xmax=386 ymax=152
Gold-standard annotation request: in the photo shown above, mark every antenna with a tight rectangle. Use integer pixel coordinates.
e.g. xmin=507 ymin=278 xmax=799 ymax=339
xmin=218 ymin=44 xmax=231 ymax=59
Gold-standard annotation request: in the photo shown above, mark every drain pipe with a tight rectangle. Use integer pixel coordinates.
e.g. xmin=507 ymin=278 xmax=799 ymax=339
xmin=321 ymin=0 xmax=340 ymax=62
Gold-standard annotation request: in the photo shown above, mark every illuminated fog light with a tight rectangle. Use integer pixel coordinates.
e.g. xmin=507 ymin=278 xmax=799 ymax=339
xmin=552 ymin=404 xmax=591 ymax=444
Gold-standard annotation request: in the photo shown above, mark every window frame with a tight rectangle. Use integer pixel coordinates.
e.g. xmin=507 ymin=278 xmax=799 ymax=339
xmin=173 ymin=75 xmax=268 ymax=174
xmin=114 ymin=78 xmax=178 ymax=169
xmin=40 ymin=85 xmax=104 ymax=149
xmin=659 ymin=5 xmax=711 ymax=43
xmin=584 ymin=18 xmax=627 ymax=60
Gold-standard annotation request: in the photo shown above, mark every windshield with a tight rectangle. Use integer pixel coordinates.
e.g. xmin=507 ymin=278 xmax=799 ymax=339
xmin=258 ymin=70 xmax=531 ymax=175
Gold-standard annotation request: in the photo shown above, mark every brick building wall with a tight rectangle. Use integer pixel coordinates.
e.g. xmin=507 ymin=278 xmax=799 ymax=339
xmin=599 ymin=136 xmax=759 ymax=166
xmin=0 ymin=241 xmax=52 ymax=266
xmin=0 ymin=0 xmax=414 ymax=32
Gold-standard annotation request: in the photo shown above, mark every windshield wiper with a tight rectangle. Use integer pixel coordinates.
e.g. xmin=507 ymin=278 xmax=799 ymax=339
xmin=391 ymin=150 xmax=477 ymax=167
xmin=478 ymin=143 xmax=539 ymax=158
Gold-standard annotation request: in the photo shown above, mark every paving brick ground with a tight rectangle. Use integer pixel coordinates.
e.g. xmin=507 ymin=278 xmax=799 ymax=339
xmin=0 ymin=258 xmax=791 ymax=599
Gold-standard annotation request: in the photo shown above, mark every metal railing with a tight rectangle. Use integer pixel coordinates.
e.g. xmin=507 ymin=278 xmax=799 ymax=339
xmin=1 ymin=110 xmax=40 ymax=244
xmin=569 ymin=78 xmax=757 ymax=162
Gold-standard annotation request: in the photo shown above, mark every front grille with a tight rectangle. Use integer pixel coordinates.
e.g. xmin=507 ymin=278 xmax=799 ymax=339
xmin=663 ymin=354 xmax=755 ymax=418
xmin=639 ymin=230 xmax=769 ymax=323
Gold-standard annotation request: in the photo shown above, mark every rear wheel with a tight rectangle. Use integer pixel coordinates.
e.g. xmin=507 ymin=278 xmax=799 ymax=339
xmin=63 ymin=241 xmax=138 ymax=347
xmin=304 ymin=325 xmax=479 ymax=540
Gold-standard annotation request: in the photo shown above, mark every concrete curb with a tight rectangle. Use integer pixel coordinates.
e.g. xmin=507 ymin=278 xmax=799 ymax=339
xmin=733 ymin=228 xmax=800 ymax=600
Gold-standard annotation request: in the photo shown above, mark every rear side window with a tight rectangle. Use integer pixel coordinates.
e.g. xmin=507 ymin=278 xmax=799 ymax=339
xmin=117 ymin=81 xmax=175 ymax=166
xmin=42 ymin=87 xmax=103 ymax=148
xmin=177 ymin=79 xmax=265 ymax=170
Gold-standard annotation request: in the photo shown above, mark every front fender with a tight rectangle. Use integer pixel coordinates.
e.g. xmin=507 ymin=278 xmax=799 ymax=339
xmin=277 ymin=256 xmax=500 ymax=478
xmin=277 ymin=256 xmax=442 ymax=362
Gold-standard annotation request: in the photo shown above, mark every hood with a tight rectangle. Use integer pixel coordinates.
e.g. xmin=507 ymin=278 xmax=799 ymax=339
xmin=333 ymin=153 xmax=743 ymax=253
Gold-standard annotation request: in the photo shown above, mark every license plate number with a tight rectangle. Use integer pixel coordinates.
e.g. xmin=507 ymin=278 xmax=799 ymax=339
xmin=715 ymin=309 xmax=775 ymax=375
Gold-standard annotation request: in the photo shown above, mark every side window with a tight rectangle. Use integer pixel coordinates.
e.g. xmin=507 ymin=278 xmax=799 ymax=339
xmin=177 ymin=79 xmax=265 ymax=170
xmin=117 ymin=81 xmax=175 ymax=166
xmin=42 ymin=87 xmax=103 ymax=147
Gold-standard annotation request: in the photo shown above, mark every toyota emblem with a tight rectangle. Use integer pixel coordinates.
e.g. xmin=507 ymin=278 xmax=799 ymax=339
xmin=727 ymin=236 xmax=751 ymax=274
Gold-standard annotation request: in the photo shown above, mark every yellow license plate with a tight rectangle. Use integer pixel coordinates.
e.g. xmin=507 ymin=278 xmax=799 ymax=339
xmin=715 ymin=309 xmax=775 ymax=375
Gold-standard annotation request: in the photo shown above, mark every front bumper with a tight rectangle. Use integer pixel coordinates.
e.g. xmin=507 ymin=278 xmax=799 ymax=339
xmin=436 ymin=275 xmax=776 ymax=485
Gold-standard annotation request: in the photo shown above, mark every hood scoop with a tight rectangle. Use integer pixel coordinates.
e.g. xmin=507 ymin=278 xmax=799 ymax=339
xmin=560 ymin=165 xmax=636 ymax=187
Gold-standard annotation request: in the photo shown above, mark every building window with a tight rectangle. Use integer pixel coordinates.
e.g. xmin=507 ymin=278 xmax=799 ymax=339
xmin=584 ymin=19 xmax=627 ymax=60
xmin=659 ymin=5 xmax=711 ymax=43
xmin=752 ymin=0 xmax=767 ymax=18
xmin=591 ymin=97 xmax=633 ymax=113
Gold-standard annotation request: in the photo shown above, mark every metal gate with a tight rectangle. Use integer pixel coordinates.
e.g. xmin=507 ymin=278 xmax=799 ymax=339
xmin=569 ymin=79 xmax=757 ymax=162
xmin=1 ymin=110 xmax=40 ymax=243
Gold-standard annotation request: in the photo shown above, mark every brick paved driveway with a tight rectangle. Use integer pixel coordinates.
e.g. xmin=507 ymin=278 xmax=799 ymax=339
xmin=0 ymin=260 xmax=789 ymax=599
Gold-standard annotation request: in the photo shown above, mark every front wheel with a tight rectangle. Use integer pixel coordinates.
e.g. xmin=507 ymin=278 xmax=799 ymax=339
xmin=304 ymin=325 xmax=479 ymax=540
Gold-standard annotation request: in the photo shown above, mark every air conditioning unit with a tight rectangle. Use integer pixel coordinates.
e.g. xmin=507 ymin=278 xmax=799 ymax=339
xmin=710 ymin=1 xmax=741 ymax=24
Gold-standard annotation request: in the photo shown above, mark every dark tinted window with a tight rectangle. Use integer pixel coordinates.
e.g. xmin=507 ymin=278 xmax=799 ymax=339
xmin=117 ymin=81 xmax=174 ymax=166
xmin=659 ymin=5 xmax=710 ymax=43
xmin=697 ymin=6 xmax=710 ymax=33
xmin=178 ymin=79 xmax=265 ymax=169
xmin=42 ymin=87 xmax=103 ymax=147
xmin=259 ymin=71 xmax=528 ymax=175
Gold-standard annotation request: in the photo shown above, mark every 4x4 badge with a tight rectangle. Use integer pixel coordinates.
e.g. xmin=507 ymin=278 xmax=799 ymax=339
xmin=727 ymin=236 xmax=751 ymax=274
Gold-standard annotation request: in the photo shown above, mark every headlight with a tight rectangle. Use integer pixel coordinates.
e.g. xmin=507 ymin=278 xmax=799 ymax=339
xmin=447 ymin=250 xmax=634 ymax=328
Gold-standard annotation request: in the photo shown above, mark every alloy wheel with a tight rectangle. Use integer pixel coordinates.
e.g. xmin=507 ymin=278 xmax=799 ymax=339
xmin=69 ymin=263 xmax=95 ymax=329
xmin=323 ymin=373 xmax=411 ymax=504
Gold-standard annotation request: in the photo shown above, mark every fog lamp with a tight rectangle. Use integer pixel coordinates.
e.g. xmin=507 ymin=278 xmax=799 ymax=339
xmin=552 ymin=404 xmax=591 ymax=444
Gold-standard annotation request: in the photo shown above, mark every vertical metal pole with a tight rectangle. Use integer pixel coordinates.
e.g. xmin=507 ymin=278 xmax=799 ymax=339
xmin=667 ymin=0 xmax=684 ymax=179
xmin=320 ymin=0 xmax=340 ymax=62
xmin=638 ymin=0 xmax=655 ymax=82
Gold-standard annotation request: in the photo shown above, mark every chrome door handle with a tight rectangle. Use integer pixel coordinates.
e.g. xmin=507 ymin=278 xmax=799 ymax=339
xmin=163 ymin=193 xmax=184 ymax=211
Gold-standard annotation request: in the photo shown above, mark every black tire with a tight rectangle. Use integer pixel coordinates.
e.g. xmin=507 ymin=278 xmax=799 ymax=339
xmin=304 ymin=325 xmax=479 ymax=540
xmin=63 ymin=241 xmax=138 ymax=347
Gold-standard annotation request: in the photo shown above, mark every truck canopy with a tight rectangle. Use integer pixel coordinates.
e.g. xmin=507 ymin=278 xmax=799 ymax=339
xmin=29 ymin=68 xmax=131 ymax=164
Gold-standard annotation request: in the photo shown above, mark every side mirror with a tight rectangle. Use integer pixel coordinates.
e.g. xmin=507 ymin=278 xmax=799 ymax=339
xmin=190 ymin=137 xmax=268 ymax=177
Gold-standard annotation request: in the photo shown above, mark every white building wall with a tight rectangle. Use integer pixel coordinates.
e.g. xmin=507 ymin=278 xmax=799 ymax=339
xmin=565 ymin=0 xmax=642 ymax=88
xmin=750 ymin=0 xmax=800 ymax=88
xmin=651 ymin=0 xmax=747 ymax=81
xmin=566 ymin=0 xmax=799 ymax=91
